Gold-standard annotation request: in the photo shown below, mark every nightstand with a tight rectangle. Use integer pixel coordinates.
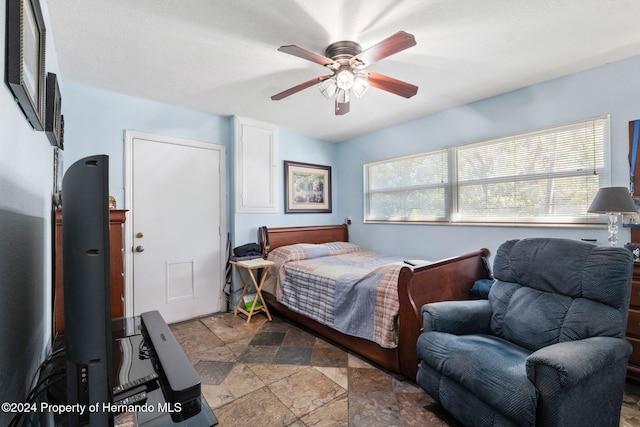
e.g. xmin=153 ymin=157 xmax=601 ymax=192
xmin=230 ymin=258 xmax=274 ymax=323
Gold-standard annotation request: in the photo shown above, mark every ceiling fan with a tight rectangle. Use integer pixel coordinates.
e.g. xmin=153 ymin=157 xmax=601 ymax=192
xmin=271 ymin=31 xmax=418 ymax=115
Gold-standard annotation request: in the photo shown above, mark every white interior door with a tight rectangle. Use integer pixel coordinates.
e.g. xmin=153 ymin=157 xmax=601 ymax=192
xmin=126 ymin=132 xmax=225 ymax=323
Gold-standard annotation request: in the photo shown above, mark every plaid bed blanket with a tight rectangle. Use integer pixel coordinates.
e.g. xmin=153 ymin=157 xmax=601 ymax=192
xmin=267 ymin=242 xmax=405 ymax=348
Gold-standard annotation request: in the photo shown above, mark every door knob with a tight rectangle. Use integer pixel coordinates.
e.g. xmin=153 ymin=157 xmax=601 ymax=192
xmin=135 ymin=245 xmax=145 ymax=253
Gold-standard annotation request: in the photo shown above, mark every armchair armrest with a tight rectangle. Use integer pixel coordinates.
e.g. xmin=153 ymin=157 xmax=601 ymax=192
xmin=421 ymin=300 xmax=492 ymax=335
xmin=526 ymin=337 xmax=632 ymax=388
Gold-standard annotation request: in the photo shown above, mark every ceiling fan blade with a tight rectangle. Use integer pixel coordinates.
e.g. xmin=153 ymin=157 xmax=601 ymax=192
xmin=278 ymin=45 xmax=337 ymax=67
xmin=350 ymin=31 xmax=416 ymax=67
xmin=271 ymin=75 xmax=332 ymax=101
xmin=366 ymin=71 xmax=418 ymax=98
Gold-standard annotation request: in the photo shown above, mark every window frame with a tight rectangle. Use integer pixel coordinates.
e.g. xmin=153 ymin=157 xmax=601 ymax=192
xmin=363 ymin=116 xmax=611 ymax=226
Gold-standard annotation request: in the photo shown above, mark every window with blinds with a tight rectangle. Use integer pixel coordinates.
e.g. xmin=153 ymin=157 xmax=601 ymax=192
xmin=365 ymin=150 xmax=450 ymax=221
xmin=364 ymin=116 xmax=610 ymax=225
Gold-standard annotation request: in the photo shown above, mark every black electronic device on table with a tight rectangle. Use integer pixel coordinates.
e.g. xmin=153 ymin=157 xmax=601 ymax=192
xmin=140 ymin=311 xmax=201 ymax=412
xmin=110 ymin=314 xmax=217 ymax=426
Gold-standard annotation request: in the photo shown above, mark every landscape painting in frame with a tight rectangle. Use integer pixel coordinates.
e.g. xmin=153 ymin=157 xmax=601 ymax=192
xmin=285 ymin=161 xmax=332 ymax=213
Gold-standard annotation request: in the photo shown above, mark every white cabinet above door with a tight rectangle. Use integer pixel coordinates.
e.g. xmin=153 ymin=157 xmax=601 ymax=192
xmin=234 ymin=116 xmax=279 ymax=213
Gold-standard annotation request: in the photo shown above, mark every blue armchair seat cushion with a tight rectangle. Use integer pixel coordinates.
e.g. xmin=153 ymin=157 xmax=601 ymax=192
xmin=418 ymin=331 xmax=538 ymax=426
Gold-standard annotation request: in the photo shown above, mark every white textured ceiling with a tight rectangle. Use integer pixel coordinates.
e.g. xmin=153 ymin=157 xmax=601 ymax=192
xmin=47 ymin=0 xmax=640 ymax=142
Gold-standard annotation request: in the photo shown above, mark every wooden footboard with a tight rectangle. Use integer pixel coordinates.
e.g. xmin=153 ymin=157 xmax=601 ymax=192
xmin=397 ymin=248 xmax=491 ymax=380
xmin=258 ymin=225 xmax=490 ymax=382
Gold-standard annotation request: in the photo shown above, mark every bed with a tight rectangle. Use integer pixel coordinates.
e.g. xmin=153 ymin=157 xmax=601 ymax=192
xmin=258 ymin=224 xmax=490 ymax=381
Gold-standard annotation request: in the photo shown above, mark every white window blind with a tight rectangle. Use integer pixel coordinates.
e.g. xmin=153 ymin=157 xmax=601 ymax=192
xmin=365 ymin=150 xmax=449 ymax=221
xmin=364 ymin=116 xmax=610 ymax=225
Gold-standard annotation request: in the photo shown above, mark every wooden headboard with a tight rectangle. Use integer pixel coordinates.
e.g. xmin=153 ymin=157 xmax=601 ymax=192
xmin=259 ymin=224 xmax=349 ymax=256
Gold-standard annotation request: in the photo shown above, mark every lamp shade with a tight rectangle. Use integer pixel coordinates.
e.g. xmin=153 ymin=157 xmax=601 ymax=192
xmin=587 ymin=187 xmax=638 ymax=214
xmin=319 ymin=78 xmax=337 ymax=99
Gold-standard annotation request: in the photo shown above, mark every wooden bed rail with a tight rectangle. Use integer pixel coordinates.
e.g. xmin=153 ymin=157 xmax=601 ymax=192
xmin=397 ymin=248 xmax=491 ymax=380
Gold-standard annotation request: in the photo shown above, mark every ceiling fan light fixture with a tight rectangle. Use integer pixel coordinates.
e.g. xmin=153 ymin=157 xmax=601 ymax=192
xmin=335 ymin=69 xmax=355 ymax=90
xmin=352 ymin=75 xmax=370 ymax=98
xmin=319 ymin=78 xmax=337 ymax=98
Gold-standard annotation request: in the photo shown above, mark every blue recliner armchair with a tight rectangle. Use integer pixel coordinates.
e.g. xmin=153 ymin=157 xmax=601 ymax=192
xmin=416 ymin=238 xmax=633 ymax=427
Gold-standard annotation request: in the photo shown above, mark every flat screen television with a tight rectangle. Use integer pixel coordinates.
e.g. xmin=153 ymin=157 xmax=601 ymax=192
xmin=62 ymin=155 xmax=113 ymax=426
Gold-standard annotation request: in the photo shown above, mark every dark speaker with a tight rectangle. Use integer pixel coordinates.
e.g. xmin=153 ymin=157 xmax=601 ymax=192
xmin=62 ymin=155 xmax=113 ymax=426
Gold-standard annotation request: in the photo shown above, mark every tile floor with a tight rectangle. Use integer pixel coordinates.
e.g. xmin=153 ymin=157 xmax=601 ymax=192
xmin=169 ymin=311 xmax=640 ymax=427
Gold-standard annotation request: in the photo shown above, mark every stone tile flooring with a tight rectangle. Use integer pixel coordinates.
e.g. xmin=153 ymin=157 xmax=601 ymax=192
xmin=169 ymin=311 xmax=640 ymax=427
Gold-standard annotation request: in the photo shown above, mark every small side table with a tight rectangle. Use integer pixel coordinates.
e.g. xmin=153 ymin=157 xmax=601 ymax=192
xmin=230 ymin=258 xmax=275 ymax=323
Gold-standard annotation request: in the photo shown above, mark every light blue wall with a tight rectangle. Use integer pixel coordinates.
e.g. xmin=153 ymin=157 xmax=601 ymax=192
xmin=61 ymin=84 xmax=341 ymax=254
xmin=338 ymin=54 xmax=640 ymax=262
xmin=61 ymin=54 xmax=640 ymax=266
xmin=231 ymin=129 xmax=341 ymax=247
xmin=0 ymin=0 xmax=59 ymax=422
xmin=62 ymin=83 xmax=231 ymax=205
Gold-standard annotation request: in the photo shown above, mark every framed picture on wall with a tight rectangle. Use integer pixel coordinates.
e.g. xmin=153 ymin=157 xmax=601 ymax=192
xmin=45 ymin=73 xmax=63 ymax=147
xmin=5 ymin=0 xmax=47 ymax=131
xmin=284 ymin=161 xmax=332 ymax=213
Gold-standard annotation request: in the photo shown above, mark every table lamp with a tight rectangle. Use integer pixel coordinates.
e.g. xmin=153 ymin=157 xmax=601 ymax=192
xmin=588 ymin=187 xmax=638 ymax=246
